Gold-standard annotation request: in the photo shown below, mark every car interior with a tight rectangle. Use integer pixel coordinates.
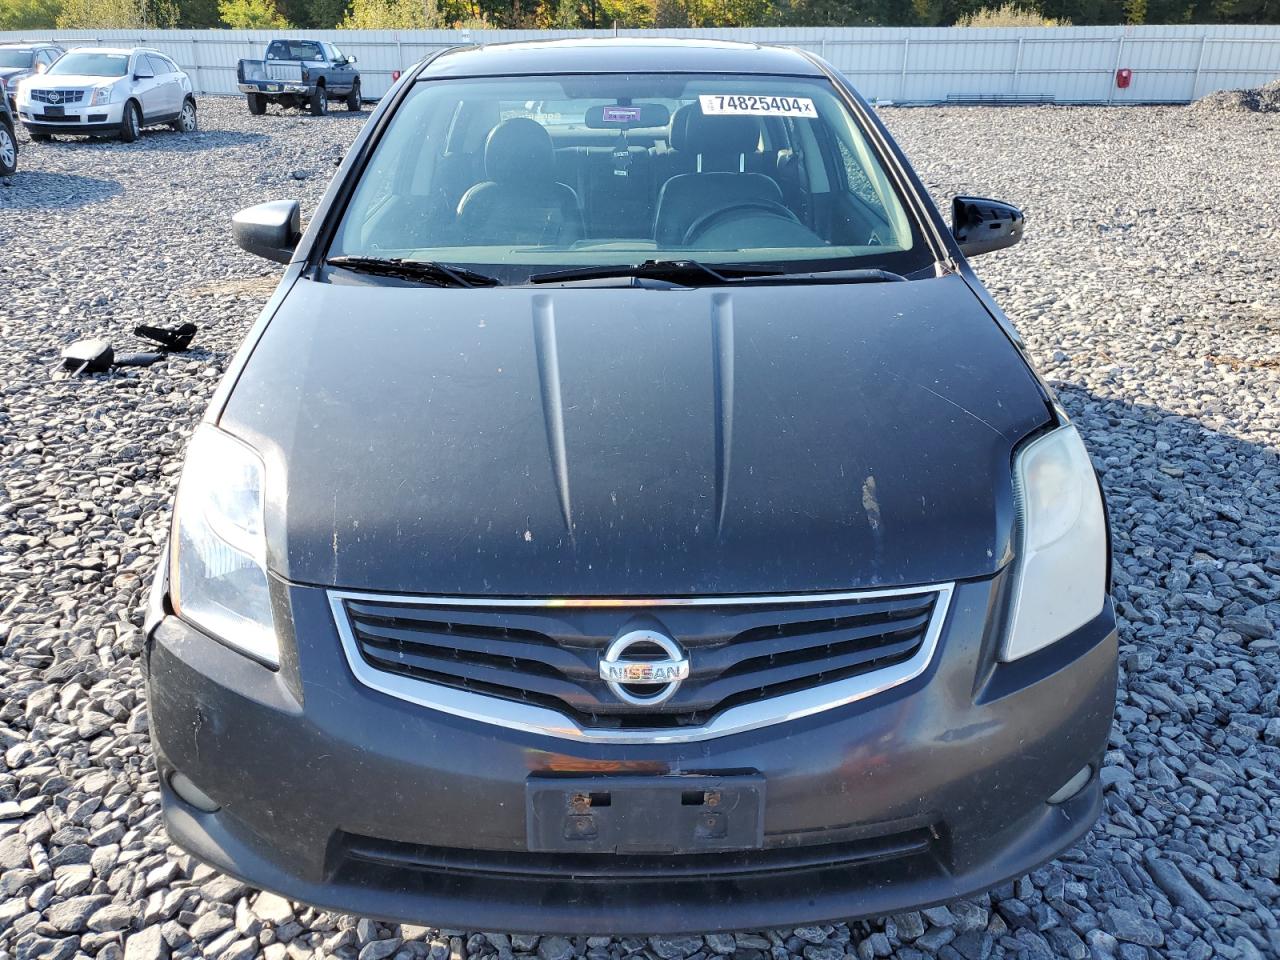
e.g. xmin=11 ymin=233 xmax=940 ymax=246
xmin=349 ymin=87 xmax=913 ymax=261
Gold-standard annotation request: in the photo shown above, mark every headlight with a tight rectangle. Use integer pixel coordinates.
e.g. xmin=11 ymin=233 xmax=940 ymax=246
xmin=90 ymin=85 xmax=114 ymax=106
xmin=1003 ymin=424 xmax=1107 ymax=661
xmin=170 ymin=425 xmax=279 ymax=666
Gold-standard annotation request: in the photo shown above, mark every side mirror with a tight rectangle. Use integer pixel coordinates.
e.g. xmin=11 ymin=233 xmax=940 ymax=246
xmin=35 ymin=63 xmax=46 ymax=74
xmin=134 ymin=70 xmax=153 ymax=80
xmin=233 ymin=200 xmax=301 ymax=264
xmin=348 ymin=56 xmax=357 ymax=63
xmin=951 ymin=196 xmax=1024 ymax=258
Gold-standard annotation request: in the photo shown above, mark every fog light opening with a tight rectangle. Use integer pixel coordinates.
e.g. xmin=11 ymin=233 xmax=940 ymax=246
xmin=1047 ymin=765 xmax=1092 ymax=805
xmin=169 ymin=771 xmax=221 ymax=813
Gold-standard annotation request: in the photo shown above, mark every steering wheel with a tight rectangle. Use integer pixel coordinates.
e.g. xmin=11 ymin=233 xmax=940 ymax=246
xmin=682 ymin=200 xmax=802 ymax=246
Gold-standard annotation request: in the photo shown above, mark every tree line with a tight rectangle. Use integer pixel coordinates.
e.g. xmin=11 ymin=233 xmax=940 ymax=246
xmin=1 ymin=0 xmax=1277 ymax=35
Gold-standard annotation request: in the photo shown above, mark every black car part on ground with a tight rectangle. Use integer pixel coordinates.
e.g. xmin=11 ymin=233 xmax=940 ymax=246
xmin=135 ymin=322 xmax=198 ymax=351
xmin=61 ymin=338 xmax=163 ymax=374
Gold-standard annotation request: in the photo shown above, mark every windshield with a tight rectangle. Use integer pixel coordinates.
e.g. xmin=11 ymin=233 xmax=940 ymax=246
xmin=330 ymin=73 xmax=933 ymax=283
xmin=48 ymin=52 xmax=128 ymax=78
xmin=0 ymin=50 xmax=34 ymax=69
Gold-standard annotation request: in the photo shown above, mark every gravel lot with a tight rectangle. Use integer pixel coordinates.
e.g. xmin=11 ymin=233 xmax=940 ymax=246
xmin=1 ymin=95 xmax=1278 ymax=960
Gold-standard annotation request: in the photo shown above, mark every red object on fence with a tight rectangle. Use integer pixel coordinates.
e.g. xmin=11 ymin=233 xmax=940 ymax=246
xmin=1116 ymin=68 xmax=1132 ymax=89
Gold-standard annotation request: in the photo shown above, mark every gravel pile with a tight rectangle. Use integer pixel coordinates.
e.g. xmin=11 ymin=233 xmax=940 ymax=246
xmin=1189 ymin=79 xmax=1280 ymax=114
xmin=1 ymin=97 xmax=1278 ymax=960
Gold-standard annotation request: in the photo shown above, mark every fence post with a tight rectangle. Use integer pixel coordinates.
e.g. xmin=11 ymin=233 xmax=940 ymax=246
xmin=1192 ymin=34 xmax=1207 ymax=102
xmin=190 ymin=35 xmax=202 ymax=97
xmin=1108 ymin=34 xmax=1125 ymax=104
xmin=1013 ymin=36 xmax=1024 ymax=96
xmin=900 ymin=37 xmax=909 ymax=103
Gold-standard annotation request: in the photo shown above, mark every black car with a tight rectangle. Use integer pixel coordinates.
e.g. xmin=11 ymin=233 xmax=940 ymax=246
xmin=147 ymin=38 xmax=1117 ymax=934
xmin=0 ymin=41 xmax=62 ymax=112
xmin=0 ymin=86 xmax=17 ymax=176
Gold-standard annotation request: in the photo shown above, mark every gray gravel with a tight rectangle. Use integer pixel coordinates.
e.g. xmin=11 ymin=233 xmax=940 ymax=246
xmin=1189 ymin=79 xmax=1280 ymax=115
xmin=1 ymin=96 xmax=1278 ymax=960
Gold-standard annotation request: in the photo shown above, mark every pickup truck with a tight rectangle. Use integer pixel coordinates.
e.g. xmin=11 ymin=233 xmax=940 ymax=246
xmin=236 ymin=39 xmax=360 ymax=116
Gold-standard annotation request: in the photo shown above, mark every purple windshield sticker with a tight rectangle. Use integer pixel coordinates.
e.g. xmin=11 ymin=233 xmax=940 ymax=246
xmin=602 ymin=106 xmax=642 ymax=124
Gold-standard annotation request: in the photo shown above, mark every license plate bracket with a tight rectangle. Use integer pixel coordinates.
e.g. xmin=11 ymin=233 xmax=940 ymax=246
xmin=527 ymin=774 xmax=765 ymax=854
xmin=43 ymin=105 xmax=65 ymax=117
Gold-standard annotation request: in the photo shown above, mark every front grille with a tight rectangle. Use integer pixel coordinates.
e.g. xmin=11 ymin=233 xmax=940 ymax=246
xmin=335 ymin=588 xmax=945 ymax=730
xmin=337 ymin=826 xmax=937 ymax=882
xmin=31 ymin=88 xmax=84 ymax=104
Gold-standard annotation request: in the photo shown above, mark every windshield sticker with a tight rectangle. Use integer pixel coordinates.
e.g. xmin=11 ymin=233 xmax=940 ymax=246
xmin=602 ymin=105 xmax=642 ymax=123
xmin=699 ymin=95 xmax=817 ymax=118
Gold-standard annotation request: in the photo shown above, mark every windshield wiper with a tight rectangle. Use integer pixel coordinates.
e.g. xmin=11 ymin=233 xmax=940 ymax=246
xmin=528 ymin=260 xmax=783 ymax=286
xmin=761 ymin=268 xmax=908 ymax=284
xmin=326 ymin=256 xmax=501 ymax=288
xmin=528 ymin=260 xmax=908 ymax=287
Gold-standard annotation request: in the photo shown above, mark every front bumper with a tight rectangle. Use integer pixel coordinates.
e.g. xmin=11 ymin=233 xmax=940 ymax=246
xmin=239 ymin=82 xmax=311 ymax=95
xmin=19 ymin=99 xmax=124 ymax=134
xmin=146 ymin=576 xmax=1117 ymax=934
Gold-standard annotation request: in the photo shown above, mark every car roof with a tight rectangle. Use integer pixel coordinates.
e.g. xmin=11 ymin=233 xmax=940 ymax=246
xmin=64 ymin=46 xmax=145 ymax=56
xmin=422 ymin=37 xmax=825 ymax=79
xmin=0 ymin=41 xmax=58 ymax=49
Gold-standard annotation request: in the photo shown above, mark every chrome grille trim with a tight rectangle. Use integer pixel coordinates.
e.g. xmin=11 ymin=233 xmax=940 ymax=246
xmin=328 ymin=583 xmax=954 ymax=744
xmin=31 ymin=88 xmax=85 ymax=104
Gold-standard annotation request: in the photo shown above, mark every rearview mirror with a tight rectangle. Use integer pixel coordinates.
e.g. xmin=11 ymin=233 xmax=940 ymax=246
xmin=233 ymin=200 xmax=301 ymax=264
xmin=585 ymin=102 xmax=671 ymax=129
xmin=951 ymin=196 xmax=1024 ymax=258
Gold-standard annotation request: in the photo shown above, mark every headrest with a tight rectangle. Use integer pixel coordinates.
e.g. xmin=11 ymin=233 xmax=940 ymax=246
xmin=484 ymin=118 xmax=555 ymax=184
xmin=668 ymin=103 xmax=696 ymax=152
xmin=684 ymin=110 xmax=761 ymax=159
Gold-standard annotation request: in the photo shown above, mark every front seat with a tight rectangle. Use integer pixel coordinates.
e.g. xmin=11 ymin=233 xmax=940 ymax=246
xmin=652 ymin=111 xmax=784 ymax=247
xmin=455 ymin=118 xmax=584 ymax=246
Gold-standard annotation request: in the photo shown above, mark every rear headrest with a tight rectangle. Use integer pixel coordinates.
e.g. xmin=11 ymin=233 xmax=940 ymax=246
xmin=484 ymin=117 xmax=555 ymax=184
xmin=683 ymin=110 xmax=761 ymax=159
xmin=668 ymin=103 xmax=696 ymax=152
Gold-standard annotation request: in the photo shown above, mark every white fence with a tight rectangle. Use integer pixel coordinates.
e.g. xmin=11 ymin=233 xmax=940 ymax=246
xmin=3 ymin=25 xmax=1279 ymax=104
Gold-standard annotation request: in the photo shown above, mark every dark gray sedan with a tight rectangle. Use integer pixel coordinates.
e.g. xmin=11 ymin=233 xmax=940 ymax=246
xmin=146 ymin=37 xmax=1117 ymax=934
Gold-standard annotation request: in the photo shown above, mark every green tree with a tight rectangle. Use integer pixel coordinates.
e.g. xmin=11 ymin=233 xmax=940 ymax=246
xmin=218 ymin=0 xmax=287 ymax=23
xmin=340 ymin=0 xmax=447 ymax=27
xmin=781 ymin=0 xmax=914 ymax=23
xmin=0 ymin=0 xmax=62 ymax=29
xmin=651 ymin=0 xmax=690 ymax=23
xmin=173 ymin=0 xmax=222 ymax=25
xmin=552 ymin=0 xmax=580 ymax=24
xmin=1213 ymin=0 xmax=1280 ymax=19
xmin=57 ymin=0 xmax=176 ymax=26
xmin=956 ymin=1 xmax=1071 ymax=24
xmin=278 ymin=0 xmax=345 ymax=25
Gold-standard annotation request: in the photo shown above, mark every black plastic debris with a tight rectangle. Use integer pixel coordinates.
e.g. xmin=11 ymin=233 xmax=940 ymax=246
xmin=62 ymin=338 xmax=163 ymax=375
xmin=61 ymin=339 xmax=114 ymax=374
xmin=135 ymin=322 xmax=198 ymax=352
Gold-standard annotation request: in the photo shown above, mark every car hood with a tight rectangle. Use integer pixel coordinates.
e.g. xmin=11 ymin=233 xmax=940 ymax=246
xmin=23 ymin=74 xmax=110 ymax=88
xmin=220 ymin=272 xmax=1050 ymax=596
